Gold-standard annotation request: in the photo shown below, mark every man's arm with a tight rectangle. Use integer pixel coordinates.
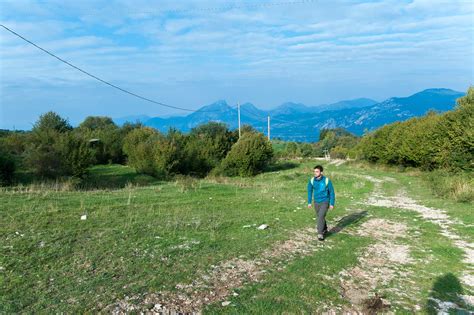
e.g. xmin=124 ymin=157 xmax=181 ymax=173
xmin=307 ymin=179 xmax=313 ymax=207
xmin=328 ymin=180 xmax=335 ymax=208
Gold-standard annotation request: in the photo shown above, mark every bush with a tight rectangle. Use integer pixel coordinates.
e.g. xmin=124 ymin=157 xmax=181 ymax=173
xmin=25 ymin=130 xmax=93 ymax=178
xmin=24 ymin=112 xmax=94 ymax=178
xmin=185 ymin=122 xmax=238 ymax=176
xmin=56 ymin=133 xmax=94 ymax=178
xmin=0 ymin=146 xmax=15 ymax=185
xmin=356 ymin=86 xmax=473 ymax=171
xmin=123 ymin=127 xmax=160 ymax=176
xmin=123 ymin=127 xmax=188 ymax=179
xmin=216 ymin=132 xmax=273 ymax=176
xmin=423 ymin=170 xmax=473 ymax=203
xmin=33 ymin=111 xmax=72 ymax=133
xmin=330 ymin=145 xmax=349 ymax=159
xmin=78 ymin=116 xmax=128 ymax=164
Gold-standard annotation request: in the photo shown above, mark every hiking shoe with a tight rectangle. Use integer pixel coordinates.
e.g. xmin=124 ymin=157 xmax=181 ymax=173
xmin=318 ymin=234 xmax=324 ymax=241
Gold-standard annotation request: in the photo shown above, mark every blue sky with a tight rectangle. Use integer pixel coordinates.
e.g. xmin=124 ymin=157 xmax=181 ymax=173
xmin=0 ymin=0 xmax=473 ymax=129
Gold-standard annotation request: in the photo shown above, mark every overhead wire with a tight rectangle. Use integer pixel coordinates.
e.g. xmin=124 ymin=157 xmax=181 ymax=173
xmin=0 ymin=24 xmax=226 ymax=113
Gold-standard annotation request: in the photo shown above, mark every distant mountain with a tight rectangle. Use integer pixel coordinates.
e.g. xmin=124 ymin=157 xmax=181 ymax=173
xmin=270 ymin=102 xmax=312 ymax=115
xmin=314 ymin=98 xmax=378 ymax=112
xmin=302 ymin=88 xmax=465 ymax=136
xmin=114 ymin=88 xmax=464 ymax=142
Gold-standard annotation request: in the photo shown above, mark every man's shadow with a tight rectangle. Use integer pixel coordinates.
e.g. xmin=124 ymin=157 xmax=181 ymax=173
xmin=325 ymin=210 xmax=368 ymax=238
xmin=425 ymin=273 xmax=471 ymax=313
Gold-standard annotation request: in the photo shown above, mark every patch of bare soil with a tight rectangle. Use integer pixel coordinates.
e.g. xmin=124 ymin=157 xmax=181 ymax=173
xmin=367 ymin=189 xmax=474 ymax=289
xmin=338 ymin=218 xmax=412 ymax=313
xmin=358 ymin=174 xmax=473 ymax=312
xmin=328 ymin=159 xmax=347 ymax=166
xmin=106 ymin=228 xmax=328 ymax=314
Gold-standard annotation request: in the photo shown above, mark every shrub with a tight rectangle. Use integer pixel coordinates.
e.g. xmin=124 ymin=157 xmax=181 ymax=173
xmin=33 ymin=111 xmax=72 ymax=133
xmin=0 ymin=145 xmax=15 ymax=185
xmin=123 ymin=127 xmax=159 ymax=176
xmin=78 ymin=117 xmax=127 ymax=164
xmin=424 ymin=170 xmax=473 ymax=203
xmin=217 ymin=132 xmax=273 ymax=176
xmin=356 ymin=86 xmax=473 ymax=171
xmin=25 ymin=130 xmax=93 ymax=178
xmin=56 ymin=132 xmax=94 ymax=178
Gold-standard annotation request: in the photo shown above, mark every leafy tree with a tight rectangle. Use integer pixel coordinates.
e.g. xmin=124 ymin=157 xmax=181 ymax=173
xmin=217 ymin=132 xmax=273 ymax=176
xmin=0 ymin=145 xmax=15 ymax=185
xmin=78 ymin=116 xmax=116 ymax=130
xmin=33 ymin=111 xmax=72 ymax=133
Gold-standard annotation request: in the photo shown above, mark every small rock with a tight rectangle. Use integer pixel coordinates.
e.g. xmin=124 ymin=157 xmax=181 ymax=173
xmin=243 ymin=225 xmax=252 ymax=228
xmin=233 ymin=292 xmax=239 ymax=296
xmin=257 ymin=224 xmax=268 ymax=230
xmin=222 ymin=301 xmax=231 ymax=306
xmin=81 ymin=215 xmax=87 ymax=220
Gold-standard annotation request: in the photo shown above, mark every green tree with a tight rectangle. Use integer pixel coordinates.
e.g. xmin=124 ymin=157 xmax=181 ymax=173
xmin=217 ymin=132 xmax=273 ymax=177
xmin=33 ymin=111 xmax=72 ymax=133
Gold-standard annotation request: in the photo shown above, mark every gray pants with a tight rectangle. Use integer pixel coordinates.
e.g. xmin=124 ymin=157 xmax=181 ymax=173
xmin=314 ymin=201 xmax=329 ymax=235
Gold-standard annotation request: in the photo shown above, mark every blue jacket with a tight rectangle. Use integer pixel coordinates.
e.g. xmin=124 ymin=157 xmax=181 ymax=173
xmin=307 ymin=175 xmax=335 ymax=206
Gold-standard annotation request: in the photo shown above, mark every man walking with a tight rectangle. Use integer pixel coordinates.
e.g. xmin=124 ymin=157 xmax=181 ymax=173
xmin=307 ymin=165 xmax=335 ymax=241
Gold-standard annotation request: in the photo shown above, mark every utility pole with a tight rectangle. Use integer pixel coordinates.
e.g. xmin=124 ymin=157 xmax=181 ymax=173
xmin=238 ymin=101 xmax=241 ymax=138
xmin=267 ymin=116 xmax=271 ymax=141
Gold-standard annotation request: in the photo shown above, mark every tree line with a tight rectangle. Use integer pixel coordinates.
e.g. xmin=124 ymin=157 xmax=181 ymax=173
xmin=354 ymin=87 xmax=473 ymax=171
xmin=1 ymin=87 xmax=471 ymax=185
xmin=0 ymin=115 xmax=273 ymax=185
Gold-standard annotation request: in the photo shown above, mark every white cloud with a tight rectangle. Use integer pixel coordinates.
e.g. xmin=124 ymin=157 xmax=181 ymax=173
xmin=0 ymin=0 xmax=472 ymax=126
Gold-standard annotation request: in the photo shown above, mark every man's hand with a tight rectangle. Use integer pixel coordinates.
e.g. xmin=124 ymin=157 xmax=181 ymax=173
xmin=308 ymin=203 xmax=312 ymax=208
xmin=329 ymin=205 xmax=334 ymax=210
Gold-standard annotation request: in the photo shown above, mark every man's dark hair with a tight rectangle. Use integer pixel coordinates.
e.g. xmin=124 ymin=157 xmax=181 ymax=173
xmin=314 ymin=165 xmax=323 ymax=172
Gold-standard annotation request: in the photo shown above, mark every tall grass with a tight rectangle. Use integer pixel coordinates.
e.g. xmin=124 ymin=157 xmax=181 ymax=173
xmin=423 ymin=170 xmax=474 ymax=203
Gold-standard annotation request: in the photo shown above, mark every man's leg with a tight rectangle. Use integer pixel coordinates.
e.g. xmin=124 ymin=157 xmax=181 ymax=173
xmin=316 ymin=202 xmax=329 ymax=239
xmin=313 ymin=201 xmax=319 ymax=233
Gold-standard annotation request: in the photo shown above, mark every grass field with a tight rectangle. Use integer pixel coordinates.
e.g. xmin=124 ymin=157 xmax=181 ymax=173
xmin=1 ymin=160 xmax=473 ymax=313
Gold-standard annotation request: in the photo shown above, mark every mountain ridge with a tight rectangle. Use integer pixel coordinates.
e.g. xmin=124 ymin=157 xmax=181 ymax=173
xmin=114 ymin=88 xmax=465 ymax=142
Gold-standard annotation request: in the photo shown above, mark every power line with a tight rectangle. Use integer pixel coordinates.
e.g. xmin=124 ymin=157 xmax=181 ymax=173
xmin=0 ymin=24 xmax=225 ymax=113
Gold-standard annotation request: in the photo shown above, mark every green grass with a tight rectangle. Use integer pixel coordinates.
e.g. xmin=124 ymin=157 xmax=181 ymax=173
xmin=1 ymin=160 xmax=472 ymax=313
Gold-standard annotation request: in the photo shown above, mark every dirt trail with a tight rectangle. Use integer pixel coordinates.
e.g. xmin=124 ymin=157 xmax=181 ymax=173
xmin=338 ymin=218 xmax=413 ymax=313
xmin=362 ymin=174 xmax=474 ymax=312
xmin=107 ymin=172 xmax=472 ymax=314
xmin=107 ymin=227 xmax=330 ymax=314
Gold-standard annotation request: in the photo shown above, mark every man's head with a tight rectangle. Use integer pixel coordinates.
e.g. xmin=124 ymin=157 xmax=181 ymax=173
xmin=313 ymin=165 xmax=323 ymax=178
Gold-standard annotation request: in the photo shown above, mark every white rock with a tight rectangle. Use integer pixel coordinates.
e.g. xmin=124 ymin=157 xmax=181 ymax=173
xmin=257 ymin=224 xmax=268 ymax=230
xmin=222 ymin=301 xmax=231 ymax=306
xmin=81 ymin=215 xmax=87 ymax=220
xmin=243 ymin=225 xmax=252 ymax=228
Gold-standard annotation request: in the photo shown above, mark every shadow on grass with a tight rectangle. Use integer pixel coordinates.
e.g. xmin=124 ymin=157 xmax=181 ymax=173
xmin=424 ymin=273 xmax=471 ymax=314
xmin=264 ymin=161 xmax=299 ymax=173
xmin=79 ymin=164 xmax=162 ymax=190
xmin=326 ymin=210 xmax=368 ymax=237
